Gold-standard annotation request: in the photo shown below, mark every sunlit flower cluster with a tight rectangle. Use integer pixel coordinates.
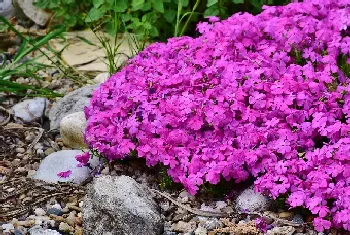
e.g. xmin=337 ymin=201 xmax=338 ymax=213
xmin=84 ymin=0 xmax=350 ymax=231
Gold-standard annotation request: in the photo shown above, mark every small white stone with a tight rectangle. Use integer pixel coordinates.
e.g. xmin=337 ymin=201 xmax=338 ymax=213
xmin=235 ymin=187 xmax=272 ymax=212
xmin=78 ymin=201 xmax=84 ymax=208
xmin=11 ymin=98 xmax=49 ymax=123
xmin=215 ymin=201 xmax=227 ymax=210
xmin=34 ymin=208 xmax=46 ymax=216
xmin=1 ymin=223 xmax=14 ymax=233
xmin=32 ymin=150 xmax=100 ymax=184
xmin=52 ymin=204 xmax=62 ymax=210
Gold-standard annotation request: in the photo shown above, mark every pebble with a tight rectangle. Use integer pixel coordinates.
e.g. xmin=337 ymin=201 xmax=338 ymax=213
xmin=34 ymin=208 xmax=46 ymax=216
xmin=61 ymin=207 xmax=70 ymax=213
xmin=65 ymin=212 xmax=76 ymax=226
xmin=44 ymin=148 xmax=56 ymax=156
xmin=67 ymin=205 xmax=81 ymax=212
xmin=292 ymin=214 xmax=304 ymax=224
xmin=14 ymin=228 xmax=24 ymax=235
xmin=179 ymin=191 xmax=195 ymax=203
xmin=195 ymin=226 xmax=207 ymax=235
xmin=11 ymin=98 xmax=48 ymax=123
xmin=60 ymin=112 xmax=87 ymax=148
xmin=93 ymin=72 xmax=110 ymax=84
xmin=266 ymin=226 xmax=295 ymax=235
xmin=27 ymin=170 xmax=36 ymax=177
xmin=15 ymin=147 xmax=26 ymax=153
xmin=278 ymin=211 xmax=294 ymax=220
xmin=58 ymin=222 xmax=74 ymax=233
xmin=49 ymin=215 xmax=65 ymax=223
xmin=47 ymin=208 xmax=63 ymax=216
xmin=215 ymin=201 xmax=227 ymax=210
xmin=75 ymin=226 xmax=83 ymax=235
xmin=203 ymin=218 xmax=222 ymax=230
xmin=51 ymin=204 xmax=62 ymax=210
xmin=235 ymin=187 xmax=272 ymax=212
xmin=101 ymin=166 xmax=110 ymax=175
xmin=43 ymin=220 xmax=56 ymax=228
xmin=2 ymin=223 xmax=14 ymax=233
xmin=171 ymin=221 xmax=197 ymax=233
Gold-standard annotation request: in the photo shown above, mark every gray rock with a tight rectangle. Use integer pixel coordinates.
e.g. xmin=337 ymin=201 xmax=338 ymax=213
xmin=0 ymin=0 xmax=15 ymax=18
xmin=46 ymin=208 xmax=63 ymax=216
xmin=60 ymin=112 xmax=87 ymax=149
xmin=49 ymin=85 xmax=99 ymax=130
xmin=12 ymin=98 xmax=48 ymax=123
xmin=32 ymin=150 xmax=100 ymax=184
xmin=235 ymin=187 xmax=272 ymax=212
xmin=83 ymin=175 xmax=163 ymax=235
xmin=266 ymin=226 xmax=295 ymax=235
xmin=28 ymin=226 xmax=62 ymax=235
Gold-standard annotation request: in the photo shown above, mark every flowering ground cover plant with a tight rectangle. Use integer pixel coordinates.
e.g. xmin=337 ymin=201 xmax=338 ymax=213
xmin=83 ymin=0 xmax=350 ymax=231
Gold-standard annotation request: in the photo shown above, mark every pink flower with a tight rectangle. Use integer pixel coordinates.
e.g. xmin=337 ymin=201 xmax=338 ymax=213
xmin=314 ymin=217 xmax=331 ymax=232
xmin=57 ymin=170 xmax=72 ymax=178
xmin=205 ymin=16 xmax=220 ymax=23
xmin=75 ymin=152 xmax=90 ymax=166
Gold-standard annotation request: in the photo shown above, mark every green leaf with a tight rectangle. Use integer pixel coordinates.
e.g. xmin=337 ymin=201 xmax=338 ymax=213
xmin=93 ymin=0 xmax=104 ymax=8
xmin=65 ymin=15 xmax=77 ymax=27
xmin=204 ymin=5 xmax=219 ymax=17
xmin=163 ymin=9 xmax=176 ymax=22
xmin=232 ymin=0 xmax=244 ymax=3
xmin=207 ymin=0 xmax=218 ymax=7
xmin=152 ymin=0 xmax=164 ymax=13
xmin=149 ymin=25 xmax=159 ymax=37
xmin=121 ymin=14 xmax=132 ymax=22
xmin=141 ymin=2 xmax=151 ymax=11
xmin=85 ymin=7 xmax=105 ymax=22
xmin=114 ymin=0 xmax=128 ymax=12
xmin=132 ymin=0 xmax=145 ymax=10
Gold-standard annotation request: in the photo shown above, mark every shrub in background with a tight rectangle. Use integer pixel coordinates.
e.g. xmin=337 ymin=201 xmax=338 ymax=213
xmin=84 ymin=0 xmax=350 ymax=232
xmin=35 ymin=0 xmax=291 ymax=41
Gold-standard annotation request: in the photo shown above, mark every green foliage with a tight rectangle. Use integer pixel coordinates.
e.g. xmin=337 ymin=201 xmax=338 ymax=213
xmin=0 ymin=16 xmax=63 ymax=97
xmin=35 ymin=0 xmax=291 ymax=41
xmin=159 ymin=167 xmax=182 ymax=190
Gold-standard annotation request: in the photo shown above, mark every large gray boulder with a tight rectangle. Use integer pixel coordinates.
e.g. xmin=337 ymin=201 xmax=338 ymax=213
xmin=83 ymin=175 xmax=164 ymax=235
xmin=49 ymin=85 xmax=99 ymax=130
xmin=32 ymin=150 xmax=100 ymax=184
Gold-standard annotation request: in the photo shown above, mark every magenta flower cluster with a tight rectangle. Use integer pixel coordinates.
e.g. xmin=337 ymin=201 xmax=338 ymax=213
xmin=84 ymin=0 xmax=350 ymax=231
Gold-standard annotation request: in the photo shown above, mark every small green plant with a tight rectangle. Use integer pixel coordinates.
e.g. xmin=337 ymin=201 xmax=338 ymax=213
xmin=159 ymin=167 xmax=182 ymax=190
xmin=0 ymin=16 xmax=64 ymax=97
